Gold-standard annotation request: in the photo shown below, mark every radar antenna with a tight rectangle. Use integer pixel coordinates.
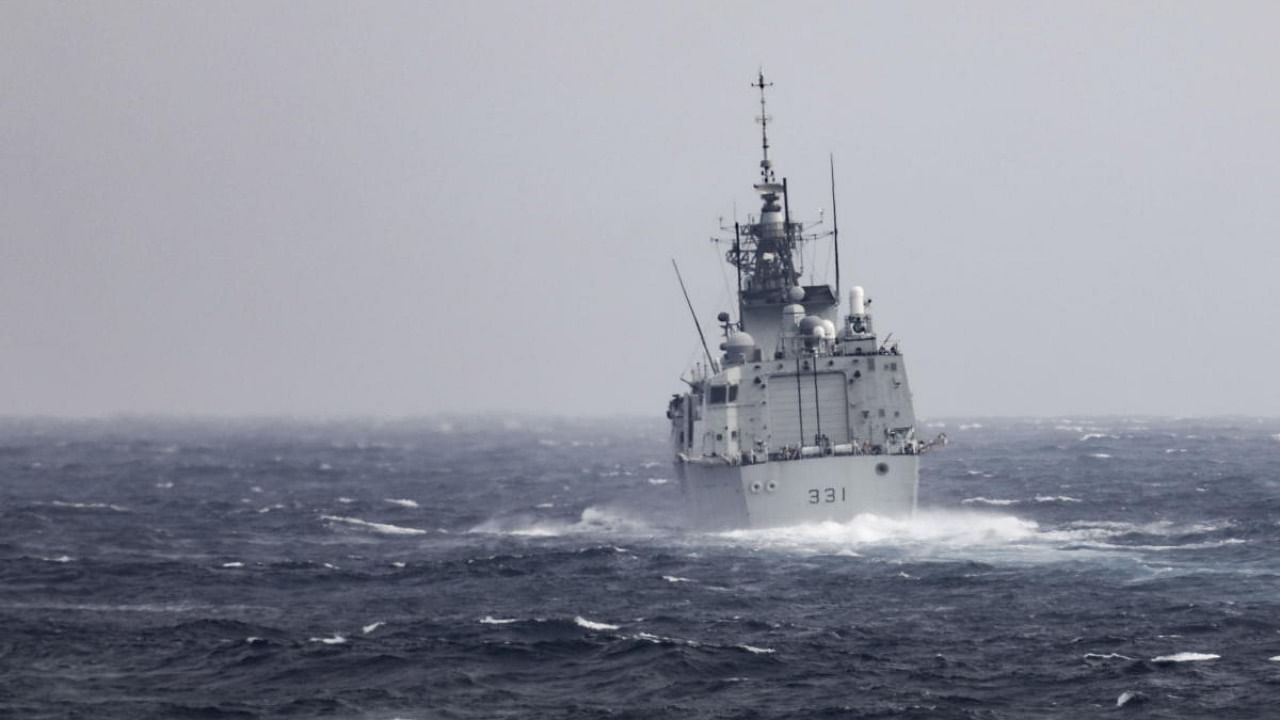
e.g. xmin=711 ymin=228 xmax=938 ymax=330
xmin=751 ymin=70 xmax=775 ymax=183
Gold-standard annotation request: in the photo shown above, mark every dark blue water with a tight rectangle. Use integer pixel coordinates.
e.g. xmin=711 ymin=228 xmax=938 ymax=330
xmin=2 ymin=417 xmax=1279 ymax=719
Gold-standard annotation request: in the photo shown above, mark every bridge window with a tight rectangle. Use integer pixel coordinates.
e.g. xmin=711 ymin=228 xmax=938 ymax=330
xmin=708 ymin=384 xmax=739 ymax=404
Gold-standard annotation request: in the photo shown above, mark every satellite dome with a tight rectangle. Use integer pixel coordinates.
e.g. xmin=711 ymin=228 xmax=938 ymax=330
xmin=725 ymin=331 xmax=756 ymax=349
xmin=798 ymin=315 xmax=823 ymax=335
xmin=787 ymin=286 xmax=806 ymax=303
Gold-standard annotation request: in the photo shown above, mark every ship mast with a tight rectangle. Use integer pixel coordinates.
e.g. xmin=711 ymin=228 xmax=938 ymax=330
xmin=752 ymin=70 xmax=775 ymax=184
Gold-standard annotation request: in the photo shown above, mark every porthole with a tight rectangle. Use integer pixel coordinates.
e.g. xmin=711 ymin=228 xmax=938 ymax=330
xmin=749 ymin=481 xmax=763 ymax=494
xmin=875 ymin=462 xmax=890 ymax=476
xmin=765 ymin=480 xmax=779 ymax=493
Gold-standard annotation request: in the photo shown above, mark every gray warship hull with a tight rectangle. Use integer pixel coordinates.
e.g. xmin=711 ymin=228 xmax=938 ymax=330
xmin=677 ymin=454 xmax=918 ymax=530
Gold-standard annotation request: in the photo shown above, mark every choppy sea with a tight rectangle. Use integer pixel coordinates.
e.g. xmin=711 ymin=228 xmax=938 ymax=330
xmin=2 ymin=416 xmax=1279 ymax=719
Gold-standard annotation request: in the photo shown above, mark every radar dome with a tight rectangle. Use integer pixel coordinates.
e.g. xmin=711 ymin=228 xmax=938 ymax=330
xmin=787 ymin=286 xmax=806 ymax=303
xmin=799 ymin=315 xmax=823 ymax=335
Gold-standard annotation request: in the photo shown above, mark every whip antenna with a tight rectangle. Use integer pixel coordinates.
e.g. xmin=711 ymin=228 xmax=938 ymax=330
xmin=672 ymin=259 xmax=717 ymax=372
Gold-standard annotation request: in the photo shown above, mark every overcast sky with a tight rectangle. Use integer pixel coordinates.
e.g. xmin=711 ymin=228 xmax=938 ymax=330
xmin=2 ymin=1 xmax=1278 ymax=418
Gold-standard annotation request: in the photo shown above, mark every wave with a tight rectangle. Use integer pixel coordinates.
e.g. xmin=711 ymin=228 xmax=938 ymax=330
xmin=47 ymin=500 xmax=128 ymax=512
xmin=961 ymin=497 xmax=1017 ymax=506
xmin=309 ymin=634 xmax=347 ymax=645
xmin=716 ymin=510 xmax=1041 ymax=552
xmin=320 ymin=515 xmax=428 ymax=536
xmin=574 ymin=616 xmax=620 ymax=631
xmin=1152 ymin=652 xmax=1219 ymax=663
xmin=479 ymin=616 xmax=518 ymax=625
xmin=384 ymin=498 xmax=419 ymax=508
xmin=468 ymin=506 xmax=653 ymax=537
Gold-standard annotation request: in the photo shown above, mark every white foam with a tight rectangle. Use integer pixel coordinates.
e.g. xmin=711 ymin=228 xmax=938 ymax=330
xmin=1269 ymin=656 xmax=1280 ymax=662
xmin=738 ymin=644 xmax=775 ymax=654
xmin=362 ymin=621 xmax=384 ymax=634
xmin=337 ymin=497 xmax=355 ymax=504
xmin=574 ymin=616 xmax=620 ymax=631
xmin=716 ymin=510 xmax=1040 ymax=552
xmin=961 ymin=497 xmax=1017 ymax=506
xmin=479 ymin=616 xmax=518 ymax=625
xmin=1084 ymin=652 xmax=1132 ymax=661
xmin=220 ymin=562 xmax=244 ymax=568
xmin=1079 ymin=433 xmax=1108 ymax=441
xmin=1116 ymin=691 xmax=1144 ymax=708
xmin=1152 ymin=652 xmax=1219 ymax=663
xmin=320 ymin=515 xmax=428 ymax=536
xmin=635 ymin=631 xmax=700 ymax=647
xmin=245 ymin=636 xmax=264 ymax=644
xmin=647 ymin=477 xmax=671 ymax=485
xmin=1034 ymin=495 xmax=1082 ymax=504
xmin=309 ymin=634 xmax=347 ymax=645
xmin=42 ymin=555 xmax=73 ymax=563
xmin=155 ymin=481 xmax=174 ymax=489
xmin=384 ymin=498 xmax=419 ymax=508
xmin=49 ymin=500 xmax=128 ymax=512
xmin=662 ymin=575 xmax=694 ymax=583
xmin=535 ymin=502 xmax=555 ymax=508
xmin=391 ymin=561 xmax=406 ymax=568
xmin=1087 ymin=453 xmax=1111 ymax=459
xmin=469 ymin=506 xmax=652 ymax=537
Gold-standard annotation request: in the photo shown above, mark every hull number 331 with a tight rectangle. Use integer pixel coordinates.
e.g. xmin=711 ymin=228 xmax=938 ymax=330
xmin=808 ymin=487 xmax=847 ymax=504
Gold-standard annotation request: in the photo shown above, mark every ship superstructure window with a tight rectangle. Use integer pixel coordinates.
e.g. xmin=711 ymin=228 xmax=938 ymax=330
xmin=708 ymin=384 xmax=739 ymax=404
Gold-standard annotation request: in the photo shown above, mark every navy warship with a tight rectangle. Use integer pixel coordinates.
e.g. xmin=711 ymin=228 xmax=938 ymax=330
xmin=666 ymin=73 xmax=939 ymax=530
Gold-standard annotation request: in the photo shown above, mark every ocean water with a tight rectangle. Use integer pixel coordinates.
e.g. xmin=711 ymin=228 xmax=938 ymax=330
xmin=2 ymin=416 xmax=1279 ymax=719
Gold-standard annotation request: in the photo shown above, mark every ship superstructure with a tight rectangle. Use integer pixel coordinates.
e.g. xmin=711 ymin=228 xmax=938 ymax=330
xmin=666 ymin=73 xmax=937 ymax=529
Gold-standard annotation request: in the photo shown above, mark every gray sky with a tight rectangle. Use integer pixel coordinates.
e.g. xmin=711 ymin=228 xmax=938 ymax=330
xmin=3 ymin=1 xmax=1278 ymax=418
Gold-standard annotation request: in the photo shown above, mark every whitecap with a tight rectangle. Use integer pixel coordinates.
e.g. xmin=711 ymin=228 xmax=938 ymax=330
xmin=220 ymin=562 xmax=244 ymax=568
xmin=1087 ymin=453 xmax=1111 ymax=459
xmin=337 ymin=497 xmax=355 ymax=504
xmin=42 ymin=555 xmax=73 ymax=563
xmin=719 ymin=510 xmax=1040 ymax=550
xmin=961 ymin=497 xmax=1016 ymax=506
xmin=384 ymin=498 xmax=419 ymax=508
xmin=647 ymin=477 xmax=671 ymax=485
xmin=738 ymin=644 xmax=775 ymax=654
xmin=391 ymin=561 xmax=406 ymax=568
xmin=635 ymin=631 xmax=700 ymax=646
xmin=1034 ymin=495 xmax=1082 ymax=504
xmin=574 ymin=616 xmax=620 ymax=631
xmin=468 ymin=506 xmax=652 ymax=537
xmin=479 ymin=616 xmax=518 ymax=625
xmin=662 ymin=575 xmax=694 ymax=583
xmin=1084 ymin=652 xmax=1132 ymax=661
xmin=1116 ymin=691 xmax=1146 ymax=708
xmin=309 ymin=634 xmax=346 ymax=645
xmin=49 ymin=500 xmax=128 ymax=512
xmin=535 ymin=502 xmax=555 ymax=508
xmin=1269 ymin=656 xmax=1280 ymax=662
xmin=155 ymin=481 xmax=174 ymax=489
xmin=1152 ymin=652 xmax=1219 ymax=663
xmin=362 ymin=622 xmax=384 ymax=634
xmin=245 ymin=636 xmax=264 ymax=644
xmin=320 ymin=515 xmax=428 ymax=536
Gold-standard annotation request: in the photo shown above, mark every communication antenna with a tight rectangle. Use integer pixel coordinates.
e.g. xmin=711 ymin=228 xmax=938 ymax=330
xmin=672 ymin=259 xmax=717 ymax=373
xmin=751 ymin=70 xmax=775 ymax=183
xmin=830 ymin=154 xmax=841 ymax=295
